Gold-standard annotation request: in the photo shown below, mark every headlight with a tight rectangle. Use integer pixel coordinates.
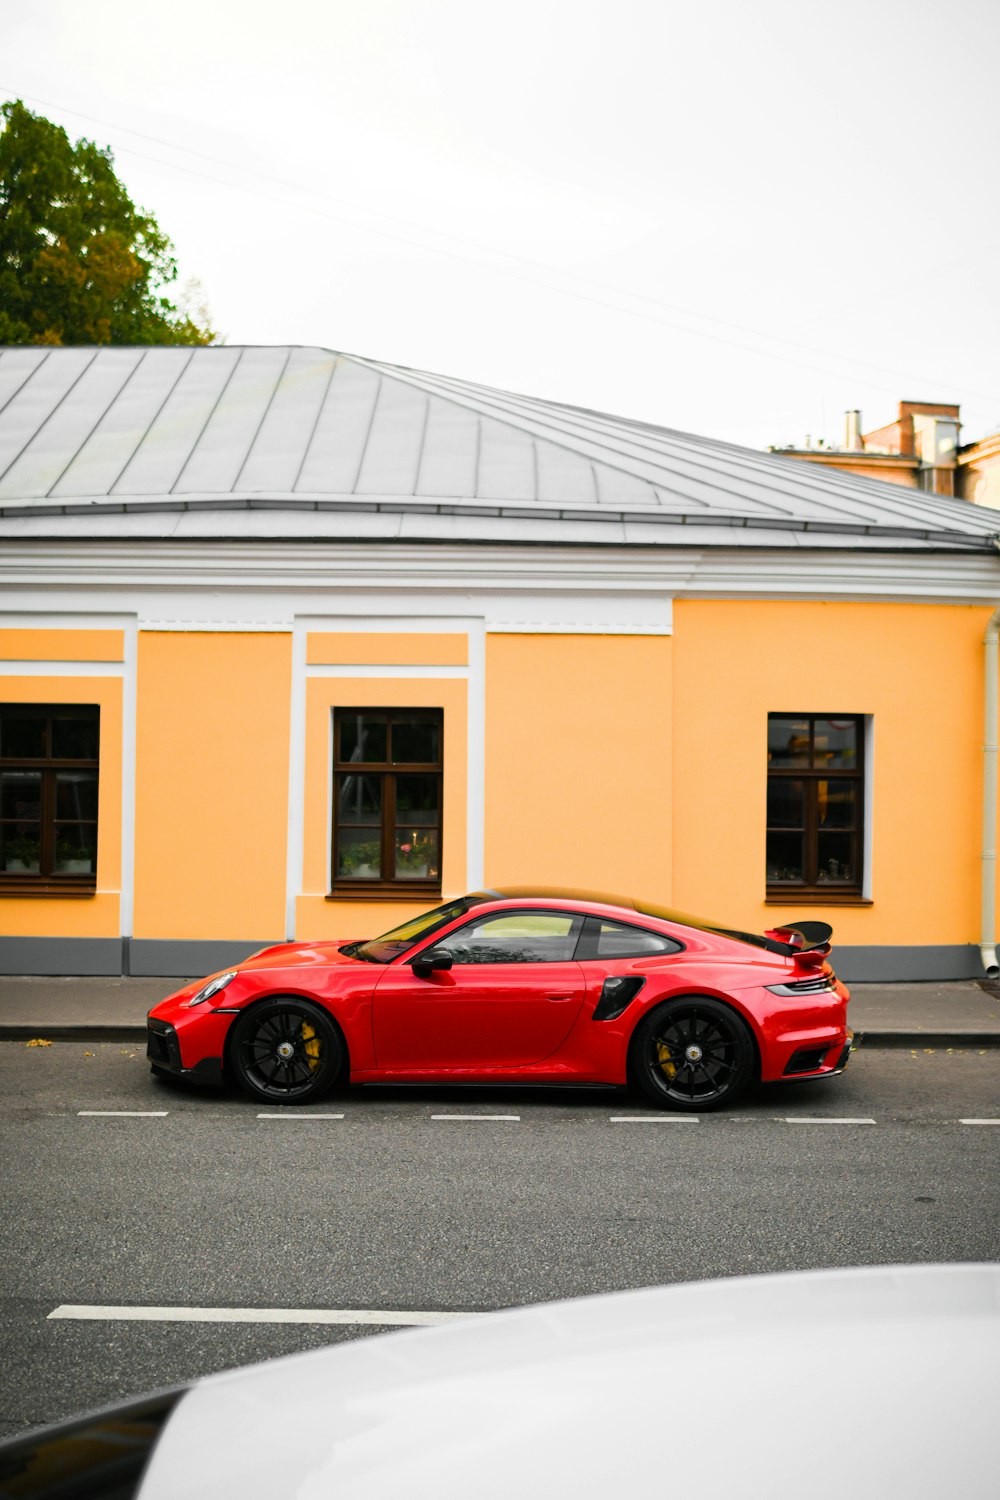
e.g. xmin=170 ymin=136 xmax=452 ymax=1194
xmin=184 ymin=971 xmax=238 ymax=1008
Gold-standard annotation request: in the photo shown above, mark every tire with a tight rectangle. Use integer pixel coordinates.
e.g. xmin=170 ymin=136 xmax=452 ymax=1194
xmin=629 ymin=997 xmax=755 ymax=1112
xmin=229 ymin=997 xmax=345 ymax=1106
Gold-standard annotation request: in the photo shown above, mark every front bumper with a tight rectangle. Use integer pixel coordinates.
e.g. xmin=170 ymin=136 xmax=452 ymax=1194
xmin=146 ymin=1017 xmax=225 ymax=1086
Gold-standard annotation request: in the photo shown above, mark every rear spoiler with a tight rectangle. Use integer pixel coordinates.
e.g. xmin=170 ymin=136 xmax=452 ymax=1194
xmin=764 ymin=920 xmax=832 ymax=950
xmin=709 ymin=919 xmax=833 ymax=963
xmin=764 ymin=920 xmax=833 ymax=968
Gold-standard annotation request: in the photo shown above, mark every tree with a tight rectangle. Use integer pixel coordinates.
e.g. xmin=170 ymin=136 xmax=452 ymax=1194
xmin=0 ymin=100 xmax=215 ymax=346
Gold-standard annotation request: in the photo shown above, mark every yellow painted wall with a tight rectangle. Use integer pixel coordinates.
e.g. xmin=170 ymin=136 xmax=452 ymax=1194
xmin=133 ymin=634 xmax=291 ymax=939
xmin=297 ymin=675 xmax=468 ymax=938
xmin=0 ymin=671 xmax=122 ymax=936
xmin=0 ymin=629 xmax=124 ymax=662
xmin=484 ymin=635 xmax=673 ymax=896
xmin=3 ymin=607 xmax=994 ymax=957
xmin=307 ymin=633 xmax=468 ymax=666
xmin=672 ymin=600 xmax=986 ymax=944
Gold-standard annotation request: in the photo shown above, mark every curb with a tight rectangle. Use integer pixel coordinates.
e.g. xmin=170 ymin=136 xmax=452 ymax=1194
xmin=0 ymin=1024 xmax=147 ymax=1043
xmin=853 ymin=1029 xmax=1000 ymax=1049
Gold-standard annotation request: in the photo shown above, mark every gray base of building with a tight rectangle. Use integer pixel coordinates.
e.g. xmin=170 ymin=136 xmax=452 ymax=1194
xmin=0 ymin=937 xmax=279 ymax=978
xmin=127 ymin=940 xmax=280 ymax=977
xmin=0 ymin=936 xmax=987 ymax=982
xmin=833 ymin=945 xmax=983 ymax=982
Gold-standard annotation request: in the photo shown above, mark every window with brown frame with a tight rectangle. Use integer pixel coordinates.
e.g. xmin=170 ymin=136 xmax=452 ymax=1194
xmin=0 ymin=705 xmax=100 ymax=891
xmin=766 ymin=714 xmax=864 ymax=896
xmin=332 ymin=709 xmax=442 ymax=894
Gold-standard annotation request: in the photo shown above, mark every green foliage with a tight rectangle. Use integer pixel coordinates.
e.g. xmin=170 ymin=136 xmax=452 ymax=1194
xmin=0 ymin=100 xmax=215 ymax=346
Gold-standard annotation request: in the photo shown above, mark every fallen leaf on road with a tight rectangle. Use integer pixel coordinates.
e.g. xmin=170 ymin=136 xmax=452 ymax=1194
xmin=25 ymin=1037 xmax=53 ymax=1047
xmin=84 ymin=1051 xmax=94 ymax=1057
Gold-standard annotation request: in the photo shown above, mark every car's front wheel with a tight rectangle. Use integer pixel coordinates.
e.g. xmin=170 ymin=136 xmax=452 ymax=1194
xmin=229 ymin=998 xmax=344 ymax=1105
xmin=629 ymin=997 xmax=755 ymax=1111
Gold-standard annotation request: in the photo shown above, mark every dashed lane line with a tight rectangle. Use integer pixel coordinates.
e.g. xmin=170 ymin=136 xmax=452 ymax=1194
xmin=58 ymin=1110 xmax=1000 ymax=1126
xmin=430 ymin=1113 xmax=520 ymax=1122
xmin=609 ymin=1116 xmax=700 ymax=1124
xmin=77 ymin=1110 xmax=168 ymax=1117
xmin=256 ymin=1112 xmax=345 ymax=1120
xmin=47 ymin=1304 xmax=482 ymax=1327
xmin=782 ymin=1116 xmax=876 ymax=1125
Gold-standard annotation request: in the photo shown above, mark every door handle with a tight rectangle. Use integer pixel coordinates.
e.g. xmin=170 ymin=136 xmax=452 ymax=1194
xmin=545 ymin=993 xmax=575 ymax=1002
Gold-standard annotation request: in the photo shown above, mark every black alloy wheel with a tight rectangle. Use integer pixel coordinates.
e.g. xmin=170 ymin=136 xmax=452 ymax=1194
xmin=630 ymin=997 xmax=755 ymax=1111
xmin=230 ymin=998 xmax=344 ymax=1105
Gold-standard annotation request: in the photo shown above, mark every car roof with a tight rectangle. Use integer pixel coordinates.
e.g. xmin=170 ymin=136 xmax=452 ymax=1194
xmin=466 ymin=890 xmax=809 ymax=958
xmin=471 ymin=886 xmax=715 ymax=925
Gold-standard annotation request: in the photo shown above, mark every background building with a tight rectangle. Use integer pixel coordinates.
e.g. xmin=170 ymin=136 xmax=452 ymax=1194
xmin=2 ymin=345 xmax=1000 ymax=983
xmin=773 ymin=399 xmax=1000 ymax=506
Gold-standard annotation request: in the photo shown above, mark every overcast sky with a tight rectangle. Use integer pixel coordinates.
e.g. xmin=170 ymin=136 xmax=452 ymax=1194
xmin=2 ymin=0 xmax=997 ymax=450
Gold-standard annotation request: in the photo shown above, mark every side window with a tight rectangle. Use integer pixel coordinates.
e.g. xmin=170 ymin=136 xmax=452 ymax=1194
xmin=577 ymin=917 xmax=681 ymax=959
xmin=436 ymin=911 xmax=583 ymax=964
xmin=0 ymin=704 xmax=100 ymax=889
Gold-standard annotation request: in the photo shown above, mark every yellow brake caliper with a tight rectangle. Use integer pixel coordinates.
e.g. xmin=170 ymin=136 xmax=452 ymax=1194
xmin=300 ymin=1020 xmax=321 ymax=1071
xmin=656 ymin=1041 xmax=678 ymax=1080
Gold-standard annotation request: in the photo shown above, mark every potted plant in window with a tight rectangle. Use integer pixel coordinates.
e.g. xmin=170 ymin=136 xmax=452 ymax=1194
xmin=4 ymin=834 xmax=41 ymax=873
xmin=55 ymin=839 xmax=94 ymax=875
xmin=339 ymin=838 xmax=382 ymax=879
xmin=396 ymin=833 xmax=436 ymax=879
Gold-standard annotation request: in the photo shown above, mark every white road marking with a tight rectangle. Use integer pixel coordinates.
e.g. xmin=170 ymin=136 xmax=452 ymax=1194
xmin=783 ymin=1116 xmax=876 ymax=1125
xmin=959 ymin=1118 xmax=1000 ymax=1125
xmin=48 ymin=1304 xmax=481 ymax=1327
xmin=609 ymin=1116 xmax=700 ymax=1124
xmin=256 ymin=1113 xmax=345 ymax=1119
xmin=430 ymin=1113 xmax=520 ymax=1121
xmin=77 ymin=1110 xmax=168 ymax=1117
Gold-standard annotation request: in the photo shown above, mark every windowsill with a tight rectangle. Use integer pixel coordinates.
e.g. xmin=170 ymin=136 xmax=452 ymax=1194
xmin=327 ymin=887 xmax=443 ymax=902
xmin=0 ymin=881 xmax=97 ymax=898
xmin=765 ymin=893 xmax=872 ymax=907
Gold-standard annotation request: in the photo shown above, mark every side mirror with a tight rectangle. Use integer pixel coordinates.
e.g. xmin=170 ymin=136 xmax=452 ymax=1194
xmin=411 ymin=948 xmax=453 ymax=979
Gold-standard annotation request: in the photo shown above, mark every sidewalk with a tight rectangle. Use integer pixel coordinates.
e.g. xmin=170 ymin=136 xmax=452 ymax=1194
xmin=0 ymin=975 xmax=998 ymax=1046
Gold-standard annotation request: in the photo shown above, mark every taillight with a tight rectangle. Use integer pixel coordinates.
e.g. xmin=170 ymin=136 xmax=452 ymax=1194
xmin=765 ymin=974 xmax=837 ymax=996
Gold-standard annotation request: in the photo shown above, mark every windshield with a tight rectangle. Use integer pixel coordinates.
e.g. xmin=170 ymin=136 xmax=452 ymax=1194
xmin=350 ymin=899 xmax=477 ymax=964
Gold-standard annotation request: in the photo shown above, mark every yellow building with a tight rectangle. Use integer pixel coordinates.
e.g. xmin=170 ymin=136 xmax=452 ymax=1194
xmin=2 ymin=345 xmax=1000 ymax=982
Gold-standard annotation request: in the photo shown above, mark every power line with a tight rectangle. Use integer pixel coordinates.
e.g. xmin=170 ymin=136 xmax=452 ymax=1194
xmin=2 ymin=85 xmax=997 ymax=408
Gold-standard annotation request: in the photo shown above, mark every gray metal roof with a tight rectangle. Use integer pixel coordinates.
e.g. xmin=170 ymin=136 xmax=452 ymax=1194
xmin=0 ymin=344 xmax=996 ymax=550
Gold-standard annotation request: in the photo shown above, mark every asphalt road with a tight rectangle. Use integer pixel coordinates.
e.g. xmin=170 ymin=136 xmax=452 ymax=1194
xmin=1 ymin=1039 xmax=998 ymax=1441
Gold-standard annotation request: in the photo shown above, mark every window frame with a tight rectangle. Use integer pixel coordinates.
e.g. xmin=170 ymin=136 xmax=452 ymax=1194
xmin=766 ymin=713 xmax=865 ymax=900
xmin=331 ymin=707 xmax=443 ymax=898
xmin=0 ymin=704 xmax=100 ymax=895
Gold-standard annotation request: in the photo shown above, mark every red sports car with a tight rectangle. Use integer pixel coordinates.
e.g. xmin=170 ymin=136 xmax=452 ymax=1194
xmin=146 ymin=889 xmax=852 ymax=1111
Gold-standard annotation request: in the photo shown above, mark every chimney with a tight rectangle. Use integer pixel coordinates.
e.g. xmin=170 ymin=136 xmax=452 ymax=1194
xmin=844 ymin=410 xmax=863 ymax=451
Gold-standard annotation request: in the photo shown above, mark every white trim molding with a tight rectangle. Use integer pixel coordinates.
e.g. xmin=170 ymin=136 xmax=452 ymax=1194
xmin=120 ymin=619 xmax=138 ymax=942
xmin=0 ymin=541 xmax=998 ymax=607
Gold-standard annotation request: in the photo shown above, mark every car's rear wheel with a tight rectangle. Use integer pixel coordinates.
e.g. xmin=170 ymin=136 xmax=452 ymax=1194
xmin=630 ymin=997 xmax=755 ymax=1111
xmin=230 ymin=998 xmax=344 ymax=1105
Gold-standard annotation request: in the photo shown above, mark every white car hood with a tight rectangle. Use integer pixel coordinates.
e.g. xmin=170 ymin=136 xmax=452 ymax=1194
xmin=140 ymin=1264 xmax=1000 ymax=1500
